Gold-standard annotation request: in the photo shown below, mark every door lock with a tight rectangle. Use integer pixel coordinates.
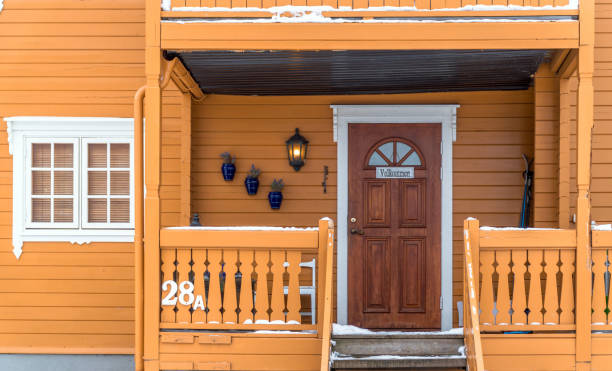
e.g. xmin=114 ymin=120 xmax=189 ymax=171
xmin=350 ymin=228 xmax=365 ymax=235
xmin=350 ymin=217 xmax=357 ymax=223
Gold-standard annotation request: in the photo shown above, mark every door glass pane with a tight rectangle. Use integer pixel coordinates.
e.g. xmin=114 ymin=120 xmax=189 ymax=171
xmin=396 ymin=142 xmax=412 ymax=163
xmin=402 ymin=152 xmax=422 ymax=166
xmin=368 ymin=151 xmax=387 ymax=166
xmin=378 ymin=142 xmax=394 ymax=162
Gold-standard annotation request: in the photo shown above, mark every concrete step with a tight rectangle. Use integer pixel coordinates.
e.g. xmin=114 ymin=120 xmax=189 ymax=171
xmin=333 ymin=333 xmax=464 ymax=357
xmin=331 ymin=328 xmax=466 ymax=369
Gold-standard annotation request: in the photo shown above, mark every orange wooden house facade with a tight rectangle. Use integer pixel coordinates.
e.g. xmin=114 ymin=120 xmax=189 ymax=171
xmin=1 ymin=0 xmax=612 ymax=370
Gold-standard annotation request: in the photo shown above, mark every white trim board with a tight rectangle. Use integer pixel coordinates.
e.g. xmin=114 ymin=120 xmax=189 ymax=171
xmin=331 ymin=104 xmax=458 ymax=331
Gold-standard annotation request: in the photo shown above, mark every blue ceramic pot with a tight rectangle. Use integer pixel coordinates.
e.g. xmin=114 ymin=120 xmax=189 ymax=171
xmin=221 ymin=163 xmax=236 ymax=181
xmin=268 ymin=191 xmax=283 ymax=209
xmin=244 ymin=177 xmax=259 ymax=195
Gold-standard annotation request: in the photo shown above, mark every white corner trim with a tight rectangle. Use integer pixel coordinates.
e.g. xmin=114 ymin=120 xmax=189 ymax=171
xmin=331 ymin=104 xmax=458 ymax=331
xmin=4 ymin=116 xmax=135 ymax=259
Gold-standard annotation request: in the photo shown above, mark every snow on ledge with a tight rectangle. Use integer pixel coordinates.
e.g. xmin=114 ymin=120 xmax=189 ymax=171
xmin=592 ymin=224 xmax=612 ymax=231
xmin=165 ymin=226 xmax=318 ymax=231
xmin=332 ymin=323 xmax=464 ymax=336
xmin=161 ymin=1 xmax=578 ymax=22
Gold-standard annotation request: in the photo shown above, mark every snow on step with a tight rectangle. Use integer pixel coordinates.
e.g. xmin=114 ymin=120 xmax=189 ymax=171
xmin=330 ymin=323 xmax=466 ymax=369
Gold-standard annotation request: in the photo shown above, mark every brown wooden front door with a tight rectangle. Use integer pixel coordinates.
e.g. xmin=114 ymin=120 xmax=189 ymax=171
xmin=348 ymin=123 xmax=441 ymax=330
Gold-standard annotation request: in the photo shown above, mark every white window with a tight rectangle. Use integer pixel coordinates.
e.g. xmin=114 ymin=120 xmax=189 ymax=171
xmin=6 ymin=117 xmax=135 ymax=258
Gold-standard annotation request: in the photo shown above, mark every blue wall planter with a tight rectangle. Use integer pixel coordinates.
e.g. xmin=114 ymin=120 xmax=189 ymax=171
xmin=268 ymin=191 xmax=283 ymax=209
xmin=244 ymin=177 xmax=259 ymax=195
xmin=221 ymin=163 xmax=236 ymax=181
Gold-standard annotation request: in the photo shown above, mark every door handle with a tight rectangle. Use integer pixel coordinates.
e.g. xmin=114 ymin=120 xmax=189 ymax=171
xmin=350 ymin=228 xmax=365 ymax=235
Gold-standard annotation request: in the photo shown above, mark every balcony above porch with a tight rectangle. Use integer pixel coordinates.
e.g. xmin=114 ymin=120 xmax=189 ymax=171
xmin=159 ymin=0 xmax=579 ymax=51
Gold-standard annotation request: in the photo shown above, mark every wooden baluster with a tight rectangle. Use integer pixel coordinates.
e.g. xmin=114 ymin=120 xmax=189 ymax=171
xmin=161 ymin=249 xmax=177 ymax=323
xmin=559 ymin=249 xmax=575 ymax=324
xmin=479 ymin=251 xmax=495 ymax=325
xmin=592 ymin=249 xmax=607 ymax=324
xmin=543 ymin=249 xmax=560 ymax=325
xmin=207 ymin=249 xmax=223 ymax=324
xmin=238 ymin=250 xmax=255 ymax=324
xmin=527 ymin=250 xmax=544 ymax=325
xmin=254 ymin=251 xmax=270 ymax=322
xmin=286 ymin=251 xmax=302 ymax=323
xmin=511 ymin=250 xmax=528 ymax=325
xmin=191 ymin=249 xmax=206 ymax=324
xmin=495 ymin=251 xmax=511 ymax=325
xmin=223 ymin=250 xmax=239 ymax=324
xmin=176 ymin=248 xmax=192 ymax=324
xmin=270 ymin=251 xmax=286 ymax=322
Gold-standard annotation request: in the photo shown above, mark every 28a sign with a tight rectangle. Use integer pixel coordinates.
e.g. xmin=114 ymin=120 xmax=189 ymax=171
xmin=161 ymin=280 xmax=206 ymax=310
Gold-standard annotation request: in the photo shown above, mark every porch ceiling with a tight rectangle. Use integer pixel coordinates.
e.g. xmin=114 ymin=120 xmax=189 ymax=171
xmin=167 ymin=49 xmax=550 ymax=96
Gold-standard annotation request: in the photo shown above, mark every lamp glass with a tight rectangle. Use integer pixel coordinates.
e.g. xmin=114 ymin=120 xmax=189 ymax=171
xmin=286 ymin=128 xmax=308 ymax=171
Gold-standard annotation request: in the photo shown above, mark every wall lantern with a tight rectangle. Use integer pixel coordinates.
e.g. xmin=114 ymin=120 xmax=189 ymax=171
xmin=286 ymin=128 xmax=309 ymax=171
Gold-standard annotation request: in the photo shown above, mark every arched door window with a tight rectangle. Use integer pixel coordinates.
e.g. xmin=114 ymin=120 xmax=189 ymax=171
xmin=366 ymin=138 xmax=424 ymax=168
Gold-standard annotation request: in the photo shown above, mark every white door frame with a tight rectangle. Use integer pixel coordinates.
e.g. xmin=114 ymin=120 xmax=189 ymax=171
xmin=331 ymin=104 xmax=458 ymax=331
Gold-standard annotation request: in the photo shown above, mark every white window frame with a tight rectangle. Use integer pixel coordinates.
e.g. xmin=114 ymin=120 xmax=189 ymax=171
xmin=25 ymin=138 xmax=80 ymax=229
xmin=81 ymin=138 xmax=135 ymax=229
xmin=5 ymin=117 xmax=135 ymax=259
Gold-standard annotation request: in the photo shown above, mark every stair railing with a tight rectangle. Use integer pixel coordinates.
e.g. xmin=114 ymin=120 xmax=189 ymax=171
xmin=319 ymin=218 xmax=335 ymax=371
xmin=463 ymin=218 xmax=485 ymax=371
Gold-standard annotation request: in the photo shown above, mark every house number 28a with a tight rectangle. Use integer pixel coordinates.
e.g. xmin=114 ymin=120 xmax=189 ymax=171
xmin=161 ymin=280 xmax=195 ymax=306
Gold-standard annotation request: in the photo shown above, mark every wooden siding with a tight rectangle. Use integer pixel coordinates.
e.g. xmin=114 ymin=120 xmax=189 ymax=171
xmin=159 ymin=332 xmax=321 ymax=371
xmin=481 ymin=333 xmax=576 ymax=371
xmin=534 ymin=63 xmax=560 ymax=228
xmin=164 ymin=90 xmax=534 ymax=326
xmin=592 ymin=0 xmax=612 ymax=224
xmin=0 ymin=0 xmax=144 ymax=353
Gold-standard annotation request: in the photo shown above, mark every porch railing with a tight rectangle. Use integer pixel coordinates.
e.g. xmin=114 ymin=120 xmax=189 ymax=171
xmin=463 ymin=218 xmax=612 ymax=367
xmin=158 ymin=218 xmax=334 ymax=332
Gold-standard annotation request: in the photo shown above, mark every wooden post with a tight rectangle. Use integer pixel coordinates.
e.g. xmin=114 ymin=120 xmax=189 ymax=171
xmin=576 ymin=0 xmax=595 ymax=364
xmin=319 ymin=218 xmax=335 ymax=371
xmin=180 ymin=92 xmax=192 ymax=226
xmin=317 ymin=218 xmax=330 ymax=336
xmin=144 ymin=0 xmax=162 ymax=370
xmin=558 ymin=77 xmax=571 ymax=229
